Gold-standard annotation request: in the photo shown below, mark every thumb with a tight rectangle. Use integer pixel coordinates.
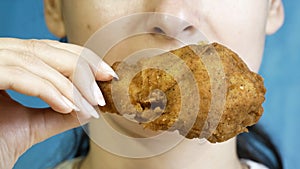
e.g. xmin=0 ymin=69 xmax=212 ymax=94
xmin=27 ymin=107 xmax=87 ymax=145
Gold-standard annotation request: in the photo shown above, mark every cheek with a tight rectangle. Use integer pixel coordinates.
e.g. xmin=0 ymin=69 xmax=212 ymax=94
xmin=196 ymin=1 xmax=268 ymax=72
xmin=62 ymin=4 xmax=95 ymax=44
xmin=63 ymin=0 xmax=144 ymax=45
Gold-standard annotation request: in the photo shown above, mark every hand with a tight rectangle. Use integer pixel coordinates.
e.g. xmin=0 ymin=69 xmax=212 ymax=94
xmin=0 ymin=38 xmax=117 ymax=169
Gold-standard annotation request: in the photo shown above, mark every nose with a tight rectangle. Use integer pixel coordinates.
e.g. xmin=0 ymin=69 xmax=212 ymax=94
xmin=146 ymin=1 xmax=198 ymax=40
xmin=147 ymin=14 xmax=195 ymax=38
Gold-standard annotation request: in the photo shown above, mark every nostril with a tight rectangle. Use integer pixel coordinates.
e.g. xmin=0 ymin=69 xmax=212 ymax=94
xmin=152 ymin=25 xmax=194 ymax=36
xmin=183 ymin=25 xmax=194 ymax=31
xmin=152 ymin=27 xmax=166 ymax=34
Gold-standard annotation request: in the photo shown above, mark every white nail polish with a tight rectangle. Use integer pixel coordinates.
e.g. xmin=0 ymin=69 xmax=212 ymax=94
xmin=62 ymin=96 xmax=80 ymax=111
xmin=92 ymin=82 xmax=106 ymax=106
xmin=79 ymin=96 xmax=100 ymax=119
xmin=90 ymin=109 xmax=100 ymax=119
xmin=100 ymin=61 xmax=119 ymax=79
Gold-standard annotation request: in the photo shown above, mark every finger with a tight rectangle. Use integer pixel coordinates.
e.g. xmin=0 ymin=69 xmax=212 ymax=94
xmin=27 ymin=106 xmax=98 ymax=146
xmin=0 ymin=49 xmax=101 ymax=110
xmin=29 ymin=40 xmax=111 ymax=106
xmin=0 ymin=66 xmax=75 ymax=114
xmin=0 ymin=46 xmax=104 ymax=109
xmin=0 ymin=49 xmax=75 ymax=104
xmin=73 ymin=87 xmax=100 ymax=119
xmin=0 ymin=38 xmax=118 ymax=81
xmin=0 ymin=38 xmax=113 ymax=112
xmin=72 ymin=57 xmax=106 ymax=107
xmin=27 ymin=108 xmax=82 ymax=144
xmin=43 ymin=40 xmax=119 ymax=81
xmin=0 ymin=65 xmax=100 ymax=118
xmin=2 ymin=39 xmax=80 ymax=77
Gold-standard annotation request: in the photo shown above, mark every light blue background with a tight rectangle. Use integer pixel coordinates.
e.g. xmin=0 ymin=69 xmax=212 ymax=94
xmin=0 ymin=1 xmax=299 ymax=169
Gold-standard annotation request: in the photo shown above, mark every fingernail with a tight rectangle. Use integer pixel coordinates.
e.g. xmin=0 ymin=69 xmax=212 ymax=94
xmin=92 ymin=81 xmax=106 ymax=106
xmin=62 ymin=96 xmax=80 ymax=111
xmin=82 ymin=98 xmax=100 ymax=119
xmin=99 ymin=61 xmax=119 ymax=80
xmin=90 ymin=108 xmax=100 ymax=119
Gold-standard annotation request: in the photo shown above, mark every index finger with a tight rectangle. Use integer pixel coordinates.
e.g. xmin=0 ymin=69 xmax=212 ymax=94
xmin=42 ymin=40 xmax=119 ymax=81
xmin=0 ymin=38 xmax=117 ymax=81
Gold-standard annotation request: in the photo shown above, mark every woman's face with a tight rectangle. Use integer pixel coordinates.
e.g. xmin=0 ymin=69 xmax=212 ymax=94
xmin=57 ymin=0 xmax=281 ymax=72
xmin=46 ymin=0 xmax=283 ymax=138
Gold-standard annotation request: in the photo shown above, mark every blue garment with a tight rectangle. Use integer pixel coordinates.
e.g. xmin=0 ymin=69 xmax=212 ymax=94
xmin=13 ymin=127 xmax=88 ymax=169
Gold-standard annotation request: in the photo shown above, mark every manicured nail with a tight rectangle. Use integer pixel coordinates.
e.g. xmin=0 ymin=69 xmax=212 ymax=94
xmin=62 ymin=96 xmax=80 ymax=111
xmin=90 ymin=108 xmax=100 ymax=119
xmin=80 ymin=96 xmax=100 ymax=119
xmin=92 ymin=81 xmax=106 ymax=106
xmin=99 ymin=61 xmax=119 ymax=80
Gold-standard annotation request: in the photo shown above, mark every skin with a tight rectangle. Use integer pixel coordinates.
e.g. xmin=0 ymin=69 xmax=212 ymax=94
xmin=48 ymin=1 xmax=283 ymax=169
xmin=0 ymin=0 xmax=284 ymax=168
xmin=0 ymin=39 xmax=117 ymax=168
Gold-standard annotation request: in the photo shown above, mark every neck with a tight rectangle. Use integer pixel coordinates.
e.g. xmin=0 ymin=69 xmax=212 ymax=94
xmin=81 ymin=137 xmax=242 ymax=169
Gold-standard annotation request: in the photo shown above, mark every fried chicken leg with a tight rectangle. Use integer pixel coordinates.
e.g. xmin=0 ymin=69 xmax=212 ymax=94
xmin=98 ymin=43 xmax=266 ymax=143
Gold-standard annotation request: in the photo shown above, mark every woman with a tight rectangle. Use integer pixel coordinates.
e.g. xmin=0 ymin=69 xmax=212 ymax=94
xmin=0 ymin=0 xmax=284 ymax=169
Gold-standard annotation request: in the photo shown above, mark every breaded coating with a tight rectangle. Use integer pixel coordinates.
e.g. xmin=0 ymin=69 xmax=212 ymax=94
xmin=98 ymin=43 xmax=266 ymax=143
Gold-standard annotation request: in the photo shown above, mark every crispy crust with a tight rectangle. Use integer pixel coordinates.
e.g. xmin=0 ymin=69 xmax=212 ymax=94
xmin=98 ymin=43 xmax=266 ymax=143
